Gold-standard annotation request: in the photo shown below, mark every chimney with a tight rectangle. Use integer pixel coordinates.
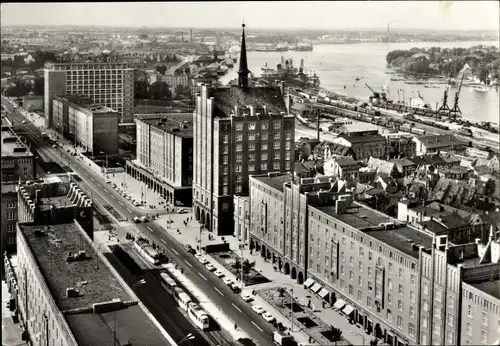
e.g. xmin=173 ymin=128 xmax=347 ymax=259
xmin=280 ymin=81 xmax=286 ymax=96
xmin=35 ymin=189 xmax=42 ymax=206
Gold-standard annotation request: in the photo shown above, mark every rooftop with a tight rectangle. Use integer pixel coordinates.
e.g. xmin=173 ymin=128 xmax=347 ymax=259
xmin=339 ymin=134 xmax=386 ymax=144
xmin=19 ymin=222 xmax=169 ymax=346
xmin=212 ymin=86 xmax=287 ymax=117
xmin=314 ymin=202 xmax=434 ymax=258
xmin=251 ymin=173 xmax=293 ymax=193
xmin=415 ymin=134 xmax=463 ymax=148
xmin=469 ymin=279 xmax=500 ymax=300
xmin=137 ymin=114 xmax=193 ymax=138
xmin=338 ymin=123 xmax=378 ymax=133
xmin=1 ymin=128 xmax=33 ymax=157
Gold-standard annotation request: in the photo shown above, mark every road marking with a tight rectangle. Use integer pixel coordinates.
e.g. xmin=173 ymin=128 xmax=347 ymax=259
xmin=91 ymin=177 xmax=95 ymax=182
xmin=184 ymin=260 xmax=193 ymax=268
xmin=118 ymin=201 xmax=124 ymax=206
xmin=147 ymin=226 xmax=154 ymax=233
xmin=83 ymin=172 xmax=88 ymax=176
xmin=161 ymin=239 xmax=166 ymax=244
xmin=97 ymin=183 xmax=102 ymax=188
xmin=214 ymin=287 xmax=224 ymax=296
xmin=172 ymin=249 xmax=179 ymax=255
xmin=251 ymin=321 xmax=264 ymax=332
xmin=127 ymin=208 xmax=132 ymax=213
xmin=232 ymin=303 xmax=242 ymax=312
xmin=111 ymin=195 xmax=116 ymax=200
xmin=199 ymin=273 xmax=207 ymax=281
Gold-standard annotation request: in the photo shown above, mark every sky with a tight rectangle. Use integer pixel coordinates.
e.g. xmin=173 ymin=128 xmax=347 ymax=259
xmin=1 ymin=1 xmax=499 ymax=31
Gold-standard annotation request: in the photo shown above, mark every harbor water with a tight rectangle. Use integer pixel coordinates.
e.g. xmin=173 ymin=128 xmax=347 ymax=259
xmin=220 ymin=41 xmax=499 ymax=124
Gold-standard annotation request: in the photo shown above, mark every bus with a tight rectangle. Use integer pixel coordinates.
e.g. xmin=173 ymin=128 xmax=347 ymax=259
xmin=172 ymin=286 xmax=191 ymax=311
xmin=159 ymin=273 xmax=177 ymax=294
xmin=187 ymin=302 xmax=210 ymax=330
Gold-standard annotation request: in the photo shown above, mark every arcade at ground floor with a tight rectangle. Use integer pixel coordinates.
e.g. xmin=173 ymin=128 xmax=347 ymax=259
xmin=125 ymin=160 xmax=192 ymax=207
xmin=249 ymin=235 xmax=410 ymax=346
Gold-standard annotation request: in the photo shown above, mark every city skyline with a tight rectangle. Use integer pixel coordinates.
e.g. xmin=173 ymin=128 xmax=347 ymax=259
xmin=1 ymin=1 xmax=499 ymax=31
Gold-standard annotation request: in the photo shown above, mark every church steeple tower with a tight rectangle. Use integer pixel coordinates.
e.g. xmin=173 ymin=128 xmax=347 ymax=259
xmin=238 ymin=23 xmax=250 ymax=89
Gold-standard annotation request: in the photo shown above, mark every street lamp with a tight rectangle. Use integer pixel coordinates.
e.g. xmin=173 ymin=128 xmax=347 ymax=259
xmin=278 ymin=283 xmax=296 ymax=332
xmin=178 ymin=333 xmax=195 ymax=345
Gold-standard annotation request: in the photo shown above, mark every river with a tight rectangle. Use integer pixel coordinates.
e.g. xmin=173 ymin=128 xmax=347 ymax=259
xmin=219 ymin=41 xmax=499 ymax=124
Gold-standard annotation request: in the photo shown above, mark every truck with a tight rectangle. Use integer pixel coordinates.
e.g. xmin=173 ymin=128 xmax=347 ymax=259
xmin=273 ymin=331 xmax=294 ymax=346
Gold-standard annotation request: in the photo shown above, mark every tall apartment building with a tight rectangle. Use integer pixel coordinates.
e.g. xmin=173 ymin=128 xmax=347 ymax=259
xmin=53 ymin=96 xmax=120 ymax=155
xmin=127 ymin=114 xmax=193 ymax=206
xmin=12 ymin=220 xmax=170 ymax=346
xmin=193 ymin=24 xmax=294 ymax=235
xmin=249 ymin=173 xmax=500 ymax=346
xmin=44 ymin=62 xmax=134 ymax=127
xmin=1 ymin=118 xmax=36 ymax=262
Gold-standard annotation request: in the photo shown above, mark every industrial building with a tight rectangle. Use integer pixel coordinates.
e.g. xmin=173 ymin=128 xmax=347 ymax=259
xmin=127 ymin=114 xmax=193 ymax=206
xmin=193 ymin=23 xmax=295 ymax=235
xmin=248 ymin=173 xmax=500 ymax=346
xmin=44 ymin=62 xmax=134 ymax=127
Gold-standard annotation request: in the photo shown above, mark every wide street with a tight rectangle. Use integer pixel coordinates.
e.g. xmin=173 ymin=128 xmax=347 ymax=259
xmin=2 ymin=98 xmax=276 ymax=346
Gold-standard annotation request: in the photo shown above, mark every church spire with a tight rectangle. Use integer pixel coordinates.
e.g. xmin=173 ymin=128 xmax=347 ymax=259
xmin=238 ymin=23 xmax=250 ymax=88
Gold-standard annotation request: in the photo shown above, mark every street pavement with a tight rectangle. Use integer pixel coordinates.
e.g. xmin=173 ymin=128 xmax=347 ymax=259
xmin=3 ymin=98 xmax=277 ymax=346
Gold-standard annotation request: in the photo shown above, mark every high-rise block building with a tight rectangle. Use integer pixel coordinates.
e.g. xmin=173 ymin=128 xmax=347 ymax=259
xmin=192 ymin=24 xmax=294 ymax=236
xmin=127 ymin=114 xmax=193 ymax=206
xmin=1 ymin=118 xmax=36 ymax=260
xmin=44 ymin=62 xmax=134 ymax=127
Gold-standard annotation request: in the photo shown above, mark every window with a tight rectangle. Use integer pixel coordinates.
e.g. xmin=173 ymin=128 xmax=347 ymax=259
xmin=359 ymin=248 xmax=364 ymax=257
xmin=236 ymin=185 xmax=242 ymax=193
xmin=348 ymin=285 xmax=353 ymax=295
xmin=249 ymin=143 xmax=255 ymax=151
xmin=223 ymin=145 xmax=229 ymax=154
xmin=398 ymin=284 xmax=404 ymax=295
xmin=398 ymin=300 xmax=403 ymax=311
xmin=236 ymin=122 xmax=243 ymax=131
xmin=261 ymin=143 xmax=268 ymax=150
xmin=273 ymin=162 xmax=280 ymax=170
xmin=236 ymin=144 xmax=243 ymax=152
xmin=248 ymin=164 xmax=255 ymax=172
xmin=274 ymin=151 xmax=280 ymax=159
xmin=388 ymin=262 xmax=393 ymax=274
xmin=368 ymin=252 xmax=372 ymax=260
xmin=410 ymin=290 xmax=416 ymax=302
xmin=7 ymin=224 xmax=15 ymax=232
xmin=397 ymin=316 xmax=403 ymax=330
xmin=368 ymin=282 xmax=373 ymax=291
xmin=261 ymin=163 xmax=267 ymax=170
xmin=468 ymin=305 xmax=473 ymax=318
xmin=358 ymin=276 xmax=363 ymax=286
xmin=6 ymin=202 xmax=16 ymax=209
xmin=399 ymin=268 xmax=404 ymax=278
xmin=388 ymin=278 xmax=393 ymax=289
xmin=482 ymin=312 xmax=488 ymax=326
xmin=481 ymin=331 xmax=486 ymax=343
xmin=236 ymin=154 xmax=243 ymax=162
xmin=422 ymin=316 xmax=428 ymax=328
xmin=368 ymin=267 xmax=372 ymax=277
xmin=273 ymin=132 xmax=280 ymax=139
xmin=433 ymin=321 xmax=440 ymax=336
xmin=423 ymin=299 xmax=429 ymax=312
xmin=409 ymin=323 xmax=415 ymax=338
xmin=236 ymin=165 xmax=242 ymax=172
xmin=367 ymin=297 xmax=372 ymax=308
xmin=421 ymin=333 xmax=428 ymax=345
xmin=358 ymin=261 xmax=363 ymax=272
xmin=285 ymin=131 xmax=291 ymax=140
xmin=273 ymin=142 xmax=280 ymax=150
xmin=466 ymin=323 xmax=472 ymax=336
xmin=249 ymin=133 xmax=256 ymax=141
xmin=387 ymin=309 xmax=392 ymax=322
xmin=357 ymin=290 xmax=362 ymax=302
xmin=7 ymin=237 xmax=15 ymax=244
xmin=411 ymin=274 xmax=416 ymax=285
xmin=6 ymin=211 xmax=16 ymax=220
xmin=236 ymin=175 xmax=242 ymax=182
xmin=273 ymin=120 xmax=280 ymax=129
xmin=261 ymin=122 xmax=268 ymax=130
xmin=236 ymin=134 xmax=243 ymax=141
xmin=387 ymin=293 xmax=392 ymax=304
xmin=223 ymin=134 xmax=229 ymax=143
xmin=423 ymin=282 xmax=429 ymax=295
xmin=448 ymin=313 xmax=454 ymax=326
xmin=249 ymin=153 xmax=255 ymax=161
xmin=435 ymin=288 xmax=442 ymax=302
xmin=448 ymin=296 xmax=455 ymax=309
xmin=349 ymin=256 xmax=353 ymax=265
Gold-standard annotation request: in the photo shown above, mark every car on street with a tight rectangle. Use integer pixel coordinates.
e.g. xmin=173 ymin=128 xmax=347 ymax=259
xmin=241 ymin=293 xmax=253 ymax=302
xmin=133 ymin=201 xmax=141 ymax=206
xmin=52 ymin=144 xmax=57 ymax=148
xmin=21 ymin=120 xmax=26 ymax=124
xmin=105 ymin=180 xmax=111 ymax=184
xmin=205 ymin=263 xmax=216 ymax=271
xmin=230 ymin=283 xmax=241 ymax=293
xmin=222 ymin=277 xmax=233 ymax=286
xmin=198 ymin=256 xmax=209 ymax=264
xmin=194 ymin=252 xmax=203 ymax=260
xmin=262 ymin=312 xmax=275 ymax=323
xmin=252 ymin=305 xmax=265 ymax=315
xmin=214 ymin=270 xmax=224 ymax=278
xmin=141 ymin=216 xmax=149 ymax=223
xmin=133 ymin=217 xmax=142 ymax=223
xmin=178 ymin=209 xmax=189 ymax=214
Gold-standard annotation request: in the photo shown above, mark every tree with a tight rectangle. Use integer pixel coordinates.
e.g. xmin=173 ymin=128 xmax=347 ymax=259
xmin=155 ymin=65 xmax=167 ymax=75
xmin=329 ymin=326 xmax=343 ymax=346
xmin=277 ymin=287 xmax=286 ymax=307
xmin=242 ymin=259 xmax=256 ymax=278
xmin=174 ymin=84 xmax=192 ymax=99
xmin=33 ymin=76 xmax=44 ymax=96
xmin=232 ymin=259 xmax=242 ymax=271
xmin=149 ymin=81 xmax=171 ymax=100
xmin=134 ymin=80 xmax=150 ymax=99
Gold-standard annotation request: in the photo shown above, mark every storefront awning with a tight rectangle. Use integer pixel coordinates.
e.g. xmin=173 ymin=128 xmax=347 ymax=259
xmin=318 ymin=288 xmax=330 ymax=299
xmin=303 ymin=278 xmax=315 ymax=288
xmin=342 ymin=304 xmax=355 ymax=316
xmin=334 ymin=299 xmax=346 ymax=310
xmin=310 ymin=283 xmax=322 ymax=293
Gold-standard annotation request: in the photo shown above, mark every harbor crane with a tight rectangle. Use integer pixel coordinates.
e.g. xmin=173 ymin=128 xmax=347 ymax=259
xmin=448 ymin=74 xmax=465 ymax=120
xmin=365 ymin=83 xmax=387 ymax=104
xmin=437 ymin=79 xmax=452 ymax=118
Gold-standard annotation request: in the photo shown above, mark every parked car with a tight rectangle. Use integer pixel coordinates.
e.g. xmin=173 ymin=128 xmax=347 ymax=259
xmin=214 ymin=270 xmax=224 ymax=278
xmin=230 ymin=283 xmax=241 ymax=293
xmin=178 ymin=209 xmax=189 ymax=214
xmin=206 ymin=263 xmax=216 ymax=271
xmin=222 ymin=277 xmax=233 ymax=286
xmin=241 ymin=293 xmax=253 ymax=302
xmin=252 ymin=305 xmax=265 ymax=315
xmin=198 ymin=257 xmax=209 ymax=265
xmin=141 ymin=216 xmax=149 ymax=223
xmin=194 ymin=252 xmax=203 ymax=260
xmin=21 ymin=120 xmax=26 ymax=124
xmin=262 ymin=312 xmax=275 ymax=323
xmin=134 ymin=201 xmax=141 ymax=207
xmin=133 ymin=216 xmax=141 ymax=223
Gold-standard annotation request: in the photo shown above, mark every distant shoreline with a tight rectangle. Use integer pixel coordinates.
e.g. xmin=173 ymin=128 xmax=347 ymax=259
xmin=312 ymin=39 xmax=500 ymax=46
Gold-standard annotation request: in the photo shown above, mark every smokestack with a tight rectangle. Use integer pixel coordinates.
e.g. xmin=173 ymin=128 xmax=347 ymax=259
xmin=190 ymin=29 xmax=193 ymax=44
xmin=181 ymin=32 xmax=184 ymax=43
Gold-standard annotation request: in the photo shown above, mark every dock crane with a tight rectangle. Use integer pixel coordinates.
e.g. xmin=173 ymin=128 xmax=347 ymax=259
xmin=449 ymin=74 xmax=465 ymax=120
xmin=365 ymin=83 xmax=387 ymax=104
xmin=437 ymin=79 xmax=452 ymax=118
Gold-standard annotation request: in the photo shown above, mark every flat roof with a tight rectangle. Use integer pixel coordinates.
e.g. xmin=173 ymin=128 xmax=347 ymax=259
xmin=314 ymin=202 xmax=434 ymax=258
xmin=1 ymin=183 xmax=17 ymax=194
xmin=19 ymin=222 xmax=169 ymax=345
xmin=468 ymin=279 xmax=500 ymax=300
xmin=137 ymin=114 xmax=193 ymax=138
xmin=251 ymin=173 xmax=293 ymax=193
xmin=1 ymin=129 xmax=33 ymax=157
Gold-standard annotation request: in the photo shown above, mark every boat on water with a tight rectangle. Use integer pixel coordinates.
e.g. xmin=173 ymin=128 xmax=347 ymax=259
xmin=472 ymin=86 xmax=489 ymax=93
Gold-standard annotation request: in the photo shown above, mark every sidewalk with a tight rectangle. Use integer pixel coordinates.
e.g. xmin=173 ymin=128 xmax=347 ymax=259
xmin=153 ymin=212 xmax=376 ymax=346
xmin=2 ymin=280 xmax=24 ymax=346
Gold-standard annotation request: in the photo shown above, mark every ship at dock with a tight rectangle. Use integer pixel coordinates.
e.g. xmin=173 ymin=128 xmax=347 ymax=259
xmin=291 ymin=41 xmax=313 ymax=52
xmin=259 ymin=56 xmax=320 ymax=88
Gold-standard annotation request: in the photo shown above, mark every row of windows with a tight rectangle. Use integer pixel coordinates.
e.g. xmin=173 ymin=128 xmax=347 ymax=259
xmin=463 ymin=288 xmax=500 ymax=314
